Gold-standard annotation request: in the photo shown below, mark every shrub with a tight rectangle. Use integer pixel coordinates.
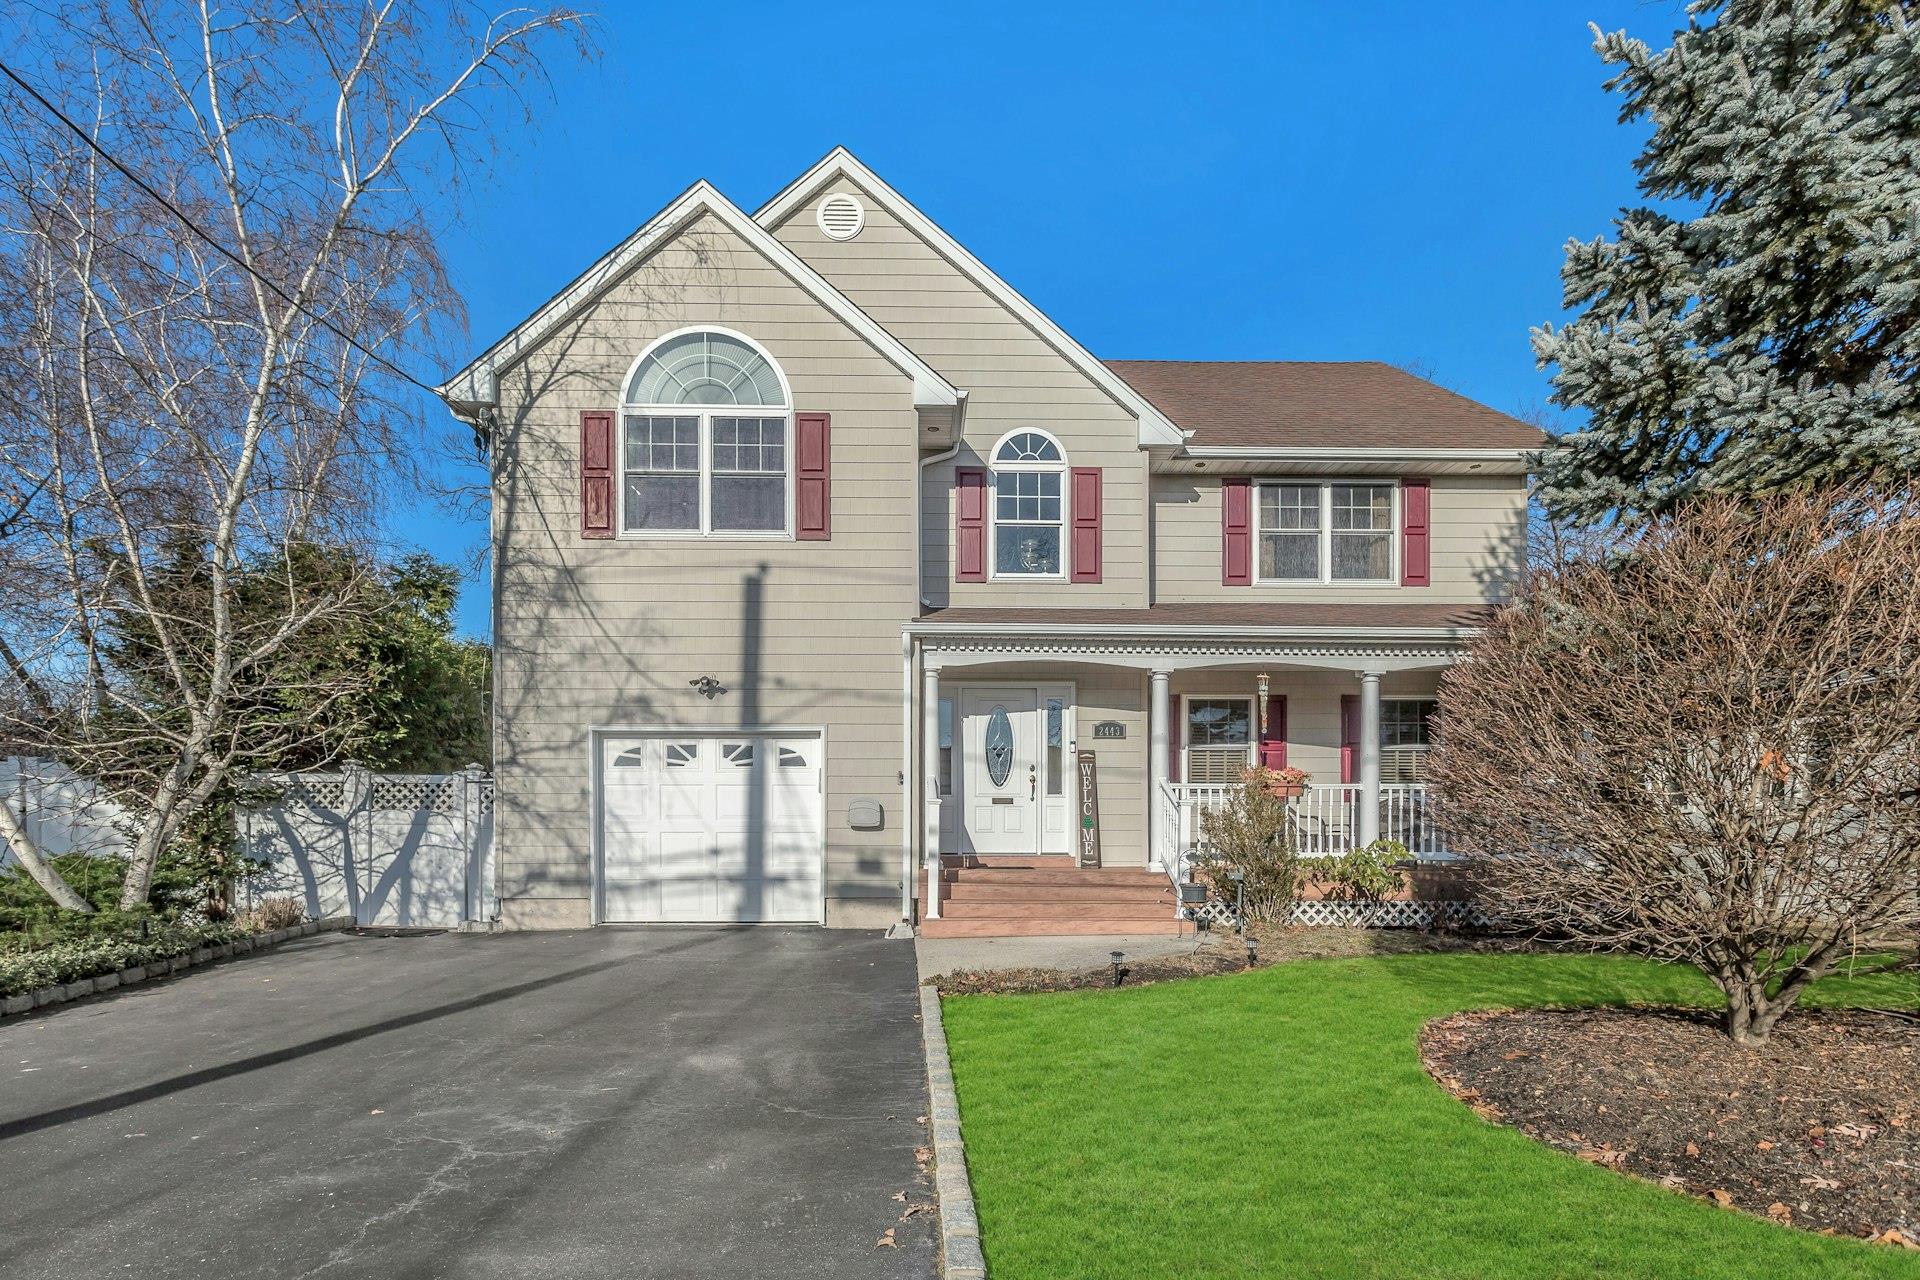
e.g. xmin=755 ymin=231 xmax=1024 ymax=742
xmin=0 ymin=919 xmax=248 ymax=996
xmin=238 ymin=896 xmax=306 ymax=932
xmin=0 ymin=850 xmax=227 ymax=933
xmin=1432 ymin=490 xmax=1920 ymax=1046
xmin=1318 ymin=840 xmax=1412 ymax=907
xmin=1194 ymin=768 xmax=1302 ymax=923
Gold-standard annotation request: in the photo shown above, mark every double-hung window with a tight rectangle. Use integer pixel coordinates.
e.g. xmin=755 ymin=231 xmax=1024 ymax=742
xmin=1185 ymin=697 xmax=1253 ymax=784
xmin=1256 ymin=481 xmax=1397 ymax=583
xmin=619 ymin=330 xmax=791 ymax=536
xmin=990 ymin=431 xmax=1067 ymax=577
xmin=1379 ymin=698 xmax=1437 ymax=783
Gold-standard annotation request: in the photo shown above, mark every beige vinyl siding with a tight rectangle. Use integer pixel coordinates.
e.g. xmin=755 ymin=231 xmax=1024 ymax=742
xmin=490 ymin=212 xmax=920 ymax=927
xmin=1153 ymin=473 xmax=1527 ymax=605
xmin=771 ymin=178 xmax=1149 ymax=609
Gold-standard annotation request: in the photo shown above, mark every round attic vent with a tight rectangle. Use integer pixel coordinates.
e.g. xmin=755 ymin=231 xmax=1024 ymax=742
xmin=816 ymin=193 xmax=865 ymax=241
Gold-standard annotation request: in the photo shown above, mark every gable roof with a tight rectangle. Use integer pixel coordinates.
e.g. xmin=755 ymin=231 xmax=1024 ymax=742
xmin=438 ymin=180 xmax=959 ymax=410
xmin=1104 ymin=360 xmax=1548 ymax=453
xmin=756 ymin=148 xmax=1186 ymax=449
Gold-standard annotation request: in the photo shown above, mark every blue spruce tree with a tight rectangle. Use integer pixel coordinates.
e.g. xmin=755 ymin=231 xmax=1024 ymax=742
xmin=1534 ymin=1 xmax=1920 ymax=522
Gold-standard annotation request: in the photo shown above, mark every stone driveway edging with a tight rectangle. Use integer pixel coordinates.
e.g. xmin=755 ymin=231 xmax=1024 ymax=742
xmin=0 ymin=917 xmax=353 ymax=1019
xmin=920 ymin=984 xmax=986 ymax=1279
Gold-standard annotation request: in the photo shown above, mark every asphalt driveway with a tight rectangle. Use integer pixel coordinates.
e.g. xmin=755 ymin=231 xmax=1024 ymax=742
xmin=0 ymin=928 xmax=936 ymax=1279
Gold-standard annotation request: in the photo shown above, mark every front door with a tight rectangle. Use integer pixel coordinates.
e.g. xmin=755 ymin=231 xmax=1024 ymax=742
xmin=959 ymin=688 xmax=1040 ymax=855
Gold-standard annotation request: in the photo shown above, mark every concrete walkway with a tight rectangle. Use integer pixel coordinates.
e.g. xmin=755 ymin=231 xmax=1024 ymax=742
xmin=0 ymin=928 xmax=934 ymax=1279
xmin=915 ymin=931 xmax=1207 ymax=979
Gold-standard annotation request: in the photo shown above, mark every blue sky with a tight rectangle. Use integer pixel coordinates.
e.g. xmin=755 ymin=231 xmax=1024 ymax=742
xmin=415 ymin=0 xmax=1678 ymax=637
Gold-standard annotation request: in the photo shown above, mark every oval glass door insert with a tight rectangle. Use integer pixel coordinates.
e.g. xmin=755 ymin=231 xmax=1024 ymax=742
xmin=985 ymin=707 xmax=1014 ymax=787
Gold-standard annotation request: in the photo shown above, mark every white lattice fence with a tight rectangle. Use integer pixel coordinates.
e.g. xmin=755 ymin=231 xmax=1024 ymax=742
xmin=240 ymin=767 xmax=494 ymax=928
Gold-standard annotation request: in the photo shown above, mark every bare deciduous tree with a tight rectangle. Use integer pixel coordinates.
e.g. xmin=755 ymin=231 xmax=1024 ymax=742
xmin=1431 ymin=491 xmax=1920 ymax=1045
xmin=0 ymin=1 xmax=587 ymax=911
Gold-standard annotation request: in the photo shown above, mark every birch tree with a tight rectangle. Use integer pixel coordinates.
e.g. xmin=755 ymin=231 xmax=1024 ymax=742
xmin=0 ymin=1 xmax=586 ymax=911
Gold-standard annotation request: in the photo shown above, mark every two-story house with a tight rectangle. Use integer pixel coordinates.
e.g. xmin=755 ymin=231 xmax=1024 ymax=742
xmin=439 ymin=149 xmax=1542 ymax=936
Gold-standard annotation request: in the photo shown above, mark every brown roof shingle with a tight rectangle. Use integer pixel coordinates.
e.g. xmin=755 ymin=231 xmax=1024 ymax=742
xmin=1103 ymin=360 xmax=1548 ymax=451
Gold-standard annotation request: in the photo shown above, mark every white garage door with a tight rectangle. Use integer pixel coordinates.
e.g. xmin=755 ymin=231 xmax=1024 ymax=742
xmin=600 ymin=733 xmax=824 ymax=924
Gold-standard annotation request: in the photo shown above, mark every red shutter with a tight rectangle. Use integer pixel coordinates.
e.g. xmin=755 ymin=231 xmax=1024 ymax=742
xmin=1070 ymin=467 xmax=1102 ymax=583
xmin=1221 ymin=477 xmax=1252 ymax=585
xmin=955 ymin=468 xmax=987 ymax=582
xmin=1258 ymin=695 xmax=1288 ymax=770
xmin=795 ymin=412 xmax=831 ymax=540
xmin=1340 ymin=694 xmax=1359 ymax=784
xmin=1401 ymin=478 xmax=1431 ymax=586
xmin=1169 ymin=691 xmax=1183 ymax=783
xmin=581 ymin=410 xmax=614 ymax=539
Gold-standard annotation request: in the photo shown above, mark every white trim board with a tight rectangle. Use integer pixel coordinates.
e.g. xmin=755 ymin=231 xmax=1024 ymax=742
xmin=439 ymin=180 xmax=959 ymax=411
xmin=756 ymin=148 xmax=1187 ymax=450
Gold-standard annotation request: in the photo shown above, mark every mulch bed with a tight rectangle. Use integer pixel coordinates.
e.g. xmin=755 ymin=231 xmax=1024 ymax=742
xmin=929 ymin=927 xmax=1532 ymax=996
xmin=1421 ymin=1006 xmax=1920 ymax=1248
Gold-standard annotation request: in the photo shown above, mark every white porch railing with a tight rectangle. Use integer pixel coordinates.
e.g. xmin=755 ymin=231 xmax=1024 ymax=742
xmin=1170 ymin=782 xmax=1452 ymax=861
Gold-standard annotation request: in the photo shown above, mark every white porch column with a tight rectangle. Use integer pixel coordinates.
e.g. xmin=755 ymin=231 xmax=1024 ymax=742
xmin=1357 ymin=669 xmax=1383 ymax=847
xmin=1148 ymin=668 xmax=1171 ymax=871
xmin=921 ymin=659 xmax=943 ymax=919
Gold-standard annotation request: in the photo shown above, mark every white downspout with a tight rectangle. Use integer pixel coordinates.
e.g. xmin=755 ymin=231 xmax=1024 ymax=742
xmin=899 ymin=632 xmax=914 ymax=927
xmin=909 ymin=422 xmax=964 ymax=928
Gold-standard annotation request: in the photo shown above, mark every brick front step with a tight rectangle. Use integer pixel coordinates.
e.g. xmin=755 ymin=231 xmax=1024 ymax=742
xmin=931 ymin=882 xmax=1175 ymax=904
xmin=919 ymin=859 xmax=1183 ymax=937
xmin=931 ymin=867 xmax=1164 ymax=887
xmin=919 ymin=915 xmax=1187 ymax=939
xmin=938 ymin=899 xmax=1177 ymax=920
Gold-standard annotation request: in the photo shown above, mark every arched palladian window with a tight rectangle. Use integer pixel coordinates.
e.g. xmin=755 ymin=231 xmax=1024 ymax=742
xmin=620 ymin=329 xmax=791 ymax=535
xmin=990 ymin=430 xmax=1067 ymax=576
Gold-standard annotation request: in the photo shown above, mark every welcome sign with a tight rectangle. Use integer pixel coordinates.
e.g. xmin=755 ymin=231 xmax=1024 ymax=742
xmin=1075 ymin=750 xmax=1101 ymax=868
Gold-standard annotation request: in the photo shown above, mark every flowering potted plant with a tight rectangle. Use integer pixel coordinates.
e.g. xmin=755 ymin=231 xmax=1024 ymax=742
xmin=1243 ymin=764 xmax=1311 ymax=800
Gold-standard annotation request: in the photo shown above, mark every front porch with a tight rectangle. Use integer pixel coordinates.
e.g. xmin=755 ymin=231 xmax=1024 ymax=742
xmin=906 ymin=604 xmax=1481 ymax=933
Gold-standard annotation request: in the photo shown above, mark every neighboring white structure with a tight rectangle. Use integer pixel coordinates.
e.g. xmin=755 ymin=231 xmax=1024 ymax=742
xmin=0 ymin=756 xmax=131 ymax=867
xmin=239 ymin=767 xmax=495 ymax=929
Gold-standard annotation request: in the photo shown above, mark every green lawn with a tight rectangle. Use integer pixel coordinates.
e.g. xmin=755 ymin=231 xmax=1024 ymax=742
xmin=940 ymin=952 xmax=1920 ymax=1280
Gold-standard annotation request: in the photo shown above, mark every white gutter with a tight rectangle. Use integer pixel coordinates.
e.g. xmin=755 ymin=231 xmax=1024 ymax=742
xmin=903 ymin=621 xmax=1483 ymax=642
xmin=1178 ymin=446 xmax=1541 ymax=464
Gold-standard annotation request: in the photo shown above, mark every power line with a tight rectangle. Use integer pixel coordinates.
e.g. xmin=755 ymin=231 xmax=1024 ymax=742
xmin=0 ymin=56 xmax=444 ymax=399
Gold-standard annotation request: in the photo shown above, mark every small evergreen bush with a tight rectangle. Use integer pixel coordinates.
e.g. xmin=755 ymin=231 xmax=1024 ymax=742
xmin=0 ymin=919 xmax=249 ymax=996
xmin=1318 ymin=840 xmax=1413 ymax=908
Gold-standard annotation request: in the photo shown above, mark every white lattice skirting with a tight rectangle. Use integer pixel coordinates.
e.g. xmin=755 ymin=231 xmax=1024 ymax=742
xmin=1290 ymin=899 xmax=1490 ymax=928
xmin=1187 ymin=898 xmax=1490 ymax=930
